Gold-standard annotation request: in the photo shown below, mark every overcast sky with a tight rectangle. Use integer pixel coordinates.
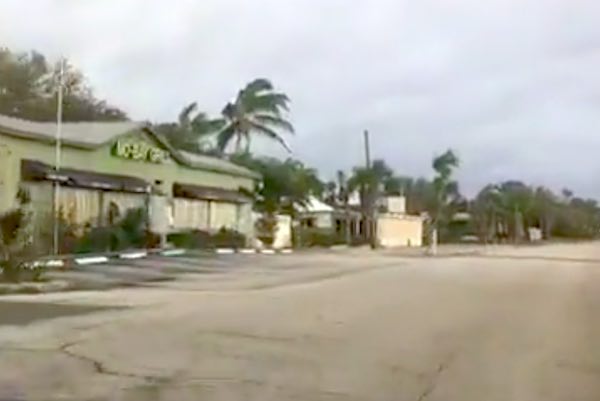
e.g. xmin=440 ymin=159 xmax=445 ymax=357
xmin=1 ymin=0 xmax=600 ymax=197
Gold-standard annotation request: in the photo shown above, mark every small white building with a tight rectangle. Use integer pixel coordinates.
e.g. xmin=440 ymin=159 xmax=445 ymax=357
xmin=376 ymin=196 xmax=423 ymax=247
xmin=298 ymin=196 xmax=364 ymax=238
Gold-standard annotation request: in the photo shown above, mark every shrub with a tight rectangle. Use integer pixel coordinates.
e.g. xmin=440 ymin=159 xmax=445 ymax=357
xmin=167 ymin=230 xmax=212 ymax=249
xmin=0 ymin=188 xmax=36 ymax=282
xmin=74 ymin=207 xmax=148 ymax=253
xmin=296 ymin=229 xmax=346 ymax=247
xmin=167 ymin=228 xmax=246 ymax=250
xmin=212 ymin=228 xmax=246 ymax=249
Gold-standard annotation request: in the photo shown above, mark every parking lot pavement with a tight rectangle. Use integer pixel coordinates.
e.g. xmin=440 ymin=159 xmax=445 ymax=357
xmin=2 ymin=244 xmax=600 ymax=400
xmin=32 ymin=252 xmax=273 ymax=292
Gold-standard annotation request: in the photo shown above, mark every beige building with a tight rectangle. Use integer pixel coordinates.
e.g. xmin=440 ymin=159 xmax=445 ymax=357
xmin=376 ymin=214 xmax=423 ymax=247
xmin=0 ymin=114 xmax=259 ymax=242
xmin=376 ymin=196 xmax=424 ymax=247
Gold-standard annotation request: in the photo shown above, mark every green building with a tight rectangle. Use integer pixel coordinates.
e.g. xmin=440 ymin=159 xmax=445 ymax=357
xmin=0 ymin=114 xmax=259 ymax=244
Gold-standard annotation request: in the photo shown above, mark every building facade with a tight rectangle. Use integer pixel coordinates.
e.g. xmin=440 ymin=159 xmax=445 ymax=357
xmin=0 ymin=114 xmax=259 ymax=241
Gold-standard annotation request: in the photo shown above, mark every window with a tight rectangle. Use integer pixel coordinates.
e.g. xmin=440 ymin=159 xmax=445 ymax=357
xmin=302 ymin=218 xmax=315 ymax=228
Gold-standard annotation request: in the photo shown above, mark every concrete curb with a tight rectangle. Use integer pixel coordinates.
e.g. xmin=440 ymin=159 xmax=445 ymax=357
xmin=23 ymin=246 xmax=295 ymax=270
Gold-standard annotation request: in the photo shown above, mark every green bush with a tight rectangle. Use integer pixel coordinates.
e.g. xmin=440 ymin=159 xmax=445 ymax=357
xmin=75 ymin=207 xmax=148 ymax=253
xmin=296 ymin=229 xmax=346 ymax=247
xmin=167 ymin=230 xmax=212 ymax=249
xmin=167 ymin=228 xmax=246 ymax=250
xmin=0 ymin=188 xmax=37 ymax=282
xmin=212 ymin=228 xmax=246 ymax=248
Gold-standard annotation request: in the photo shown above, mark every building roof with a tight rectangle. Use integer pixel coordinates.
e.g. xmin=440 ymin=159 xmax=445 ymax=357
xmin=0 ymin=113 xmax=260 ymax=180
xmin=178 ymin=150 xmax=260 ymax=179
xmin=0 ymin=114 xmax=143 ymax=148
xmin=173 ymin=182 xmax=252 ymax=203
xmin=22 ymin=159 xmax=149 ymax=193
xmin=299 ymin=196 xmax=335 ymax=213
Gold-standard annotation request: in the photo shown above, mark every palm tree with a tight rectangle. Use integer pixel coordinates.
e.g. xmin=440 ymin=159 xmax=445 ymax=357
xmin=429 ymin=149 xmax=460 ymax=252
xmin=347 ymin=159 xmax=393 ymax=245
xmin=159 ymin=102 xmax=224 ymax=154
xmin=431 ymin=150 xmax=460 ymax=224
xmin=218 ymin=78 xmax=294 ymax=154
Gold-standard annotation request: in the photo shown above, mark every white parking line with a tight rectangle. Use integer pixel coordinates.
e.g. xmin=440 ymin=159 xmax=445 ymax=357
xmin=161 ymin=249 xmax=186 ymax=256
xmin=75 ymin=256 xmax=109 ymax=265
xmin=119 ymin=251 xmax=148 ymax=259
xmin=216 ymin=248 xmax=235 ymax=254
xmin=45 ymin=260 xmax=65 ymax=267
xmin=260 ymin=249 xmax=276 ymax=255
xmin=239 ymin=249 xmax=257 ymax=254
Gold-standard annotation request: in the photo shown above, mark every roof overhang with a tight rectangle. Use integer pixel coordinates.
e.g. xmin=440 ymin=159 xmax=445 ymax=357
xmin=21 ymin=159 xmax=150 ymax=193
xmin=173 ymin=182 xmax=252 ymax=203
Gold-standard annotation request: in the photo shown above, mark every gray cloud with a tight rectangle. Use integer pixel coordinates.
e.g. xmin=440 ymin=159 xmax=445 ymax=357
xmin=1 ymin=0 xmax=600 ymax=197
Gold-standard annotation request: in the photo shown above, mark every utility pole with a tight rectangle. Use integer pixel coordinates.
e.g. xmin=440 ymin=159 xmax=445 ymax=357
xmin=53 ymin=58 xmax=64 ymax=255
xmin=363 ymin=130 xmax=371 ymax=169
xmin=363 ymin=130 xmax=377 ymax=249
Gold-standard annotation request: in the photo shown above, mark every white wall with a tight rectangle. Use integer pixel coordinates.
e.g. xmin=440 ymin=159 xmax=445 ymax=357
xmin=383 ymin=196 xmax=406 ymax=214
xmin=272 ymin=214 xmax=292 ymax=249
xmin=377 ymin=214 xmax=423 ymax=247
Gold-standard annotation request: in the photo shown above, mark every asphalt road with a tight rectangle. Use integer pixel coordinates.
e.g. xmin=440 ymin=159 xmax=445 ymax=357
xmin=1 ymin=243 xmax=599 ymax=400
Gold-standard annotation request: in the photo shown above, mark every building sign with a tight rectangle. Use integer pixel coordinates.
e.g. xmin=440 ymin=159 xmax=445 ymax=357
xmin=113 ymin=140 xmax=169 ymax=164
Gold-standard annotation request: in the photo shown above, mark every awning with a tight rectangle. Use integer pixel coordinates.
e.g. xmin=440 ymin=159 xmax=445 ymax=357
xmin=173 ymin=182 xmax=251 ymax=203
xmin=21 ymin=159 xmax=150 ymax=193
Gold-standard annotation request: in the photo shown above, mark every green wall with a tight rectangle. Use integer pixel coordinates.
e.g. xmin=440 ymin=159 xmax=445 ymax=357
xmin=0 ymin=129 xmax=255 ymax=212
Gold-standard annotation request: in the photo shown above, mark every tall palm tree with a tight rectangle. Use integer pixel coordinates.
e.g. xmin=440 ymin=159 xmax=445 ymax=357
xmin=347 ymin=159 xmax=393 ymax=245
xmin=431 ymin=149 xmax=460 ymax=225
xmin=159 ymin=102 xmax=224 ymax=154
xmin=429 ymin=149 xmax=460 ymax=252
xmin=218 ymin=78 xmax=294 ymax=154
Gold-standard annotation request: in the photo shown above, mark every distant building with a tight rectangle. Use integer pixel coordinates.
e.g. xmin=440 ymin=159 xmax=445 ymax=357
xmin=376 ymin=196 xmax=423 ymax=247
xmin=297 ymin=196 xmax=364 ymax=239
xmin=297 ymin=195 xmax=423 ymax=247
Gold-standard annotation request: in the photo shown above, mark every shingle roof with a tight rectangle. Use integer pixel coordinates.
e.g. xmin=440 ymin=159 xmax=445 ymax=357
xmin=0 ymin=114 xmax=143 ymax=148
xmin=299 ymin=196 xmax=335 ymax=213
xmin=178 ymin=150 xmax=260 ymax=179
xmin=0 ymin=113 xmax=260 ymax=180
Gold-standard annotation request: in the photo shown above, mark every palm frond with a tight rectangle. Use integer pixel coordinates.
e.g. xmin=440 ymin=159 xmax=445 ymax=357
xmin=248 ymin=121 xmax=291 ymax=153
xmin=178 ymin=102 xmax=197 ymax=125
xmin=191 ymin=114 xmax=226 ymax=136
xmin=241 ymin=78 xmax=273 ymax=97
xmin=221 ymin=102 xmax=236 ymax=120
xmin=252 ymin=114 xmax=294 ymax=133
xmin=216 ymin=124 xmax=237 ymax=152
xmin=244 ymin=93 xmax=290 ymax=113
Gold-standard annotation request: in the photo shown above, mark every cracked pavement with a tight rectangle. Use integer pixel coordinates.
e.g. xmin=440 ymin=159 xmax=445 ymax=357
xmin=1 ymin=244 xmax=600 ymax=400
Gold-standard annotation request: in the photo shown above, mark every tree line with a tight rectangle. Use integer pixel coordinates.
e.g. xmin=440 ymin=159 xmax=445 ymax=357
xmin=0 ymin=48 xmax=126 ymax=121
xmin=3 ymin=47 xmax=600 ymax=243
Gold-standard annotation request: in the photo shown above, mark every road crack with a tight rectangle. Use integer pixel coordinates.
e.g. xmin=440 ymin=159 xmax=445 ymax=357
xmin=57 ymin=340 xmax=170 ymax=384
xmin=416 ymin=354 xmax=454 ymax=401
